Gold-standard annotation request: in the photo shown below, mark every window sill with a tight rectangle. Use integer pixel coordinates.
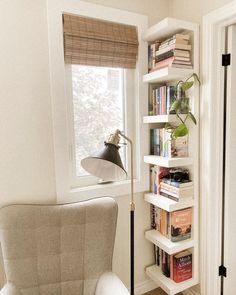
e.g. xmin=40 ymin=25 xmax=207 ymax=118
xmin=57 ymin=178 xmax=149 ymax=204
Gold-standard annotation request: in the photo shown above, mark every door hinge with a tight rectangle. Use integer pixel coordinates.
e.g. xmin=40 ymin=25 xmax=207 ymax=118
xmin=219 ymin=265 xmax=227 ymax=277
xmin=222 ymin=54 xmax=231 ymax=66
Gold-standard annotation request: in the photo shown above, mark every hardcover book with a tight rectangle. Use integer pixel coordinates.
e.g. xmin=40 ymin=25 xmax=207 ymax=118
xmin=150 ymin=129 xmax=160 ymax=155
xmin=173 ymin=250 xmax=192 ymax=283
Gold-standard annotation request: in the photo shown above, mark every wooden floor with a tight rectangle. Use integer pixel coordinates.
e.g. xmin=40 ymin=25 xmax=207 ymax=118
xmin=144 ymin=288 xmax=183 ymax=295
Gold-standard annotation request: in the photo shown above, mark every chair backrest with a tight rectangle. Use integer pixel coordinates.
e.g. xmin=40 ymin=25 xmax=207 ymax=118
xmin=0 ymin=197 xmax=118 ymax=295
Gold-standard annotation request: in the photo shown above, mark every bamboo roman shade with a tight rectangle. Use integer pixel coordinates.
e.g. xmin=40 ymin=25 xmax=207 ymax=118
xmin=63 ymin=14 xmax=139 ymax=69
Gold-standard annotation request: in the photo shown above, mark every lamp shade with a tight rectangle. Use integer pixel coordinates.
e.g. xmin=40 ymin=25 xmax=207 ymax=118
xmin=81 ymin=142 xmax=127 ymax=182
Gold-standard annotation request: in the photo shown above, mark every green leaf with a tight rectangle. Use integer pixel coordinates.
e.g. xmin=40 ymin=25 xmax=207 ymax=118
xmin=170 ymin=100 xmax=182 ymax=113
xmin=181 ymin=81 xmax=194 ymax=92
xmin=189 ymin=111 xmax=197 ymax=125
xmin=172 ymin=123 xmax=188 ymax=138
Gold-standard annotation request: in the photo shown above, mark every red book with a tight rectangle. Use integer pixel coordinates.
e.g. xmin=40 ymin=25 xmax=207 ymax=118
xmin=173 ymin=250 xmax=192 ymax=283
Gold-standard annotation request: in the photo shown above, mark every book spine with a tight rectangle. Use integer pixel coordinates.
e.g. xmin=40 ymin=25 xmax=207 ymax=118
xmin=150 ymin=204 xmax=156 ymax=229
xmin=160 ymin=188 xmax=179 ymax=199
xmin=148 ymin=45 xmax=152 ymax=72
xmin=163 ymin=86 xmax=167 ymax=115
xmin=153 ymin=167 xmax=158 ymax=194
xmin=156 ymin=207 xmax=161 ymax=231
xmin=152 ymin=88 xmax=156 ymax=115
xmin=165 ymin=181 xmax=193 ymax=188
xmin=156 ymin=44 xmax=192 ymax=57
xmin=148 ymin=42 xmax=161 ymax=72
xmin=152 ymin=57 xmax=175 ymax=71
xmin=160 ymin=191 xmax=179 ymax=202
xmin=170 ymin=255 xmax=174 ymax=280
xmin=157 ymin=246 xmax=160 ymax=266
xmin=156 ymin=50 xmax=174 ymax=62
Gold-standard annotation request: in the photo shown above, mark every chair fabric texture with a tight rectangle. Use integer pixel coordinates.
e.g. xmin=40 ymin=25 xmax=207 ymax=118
xmin=0 ymin=197 xmax=118 ymax=295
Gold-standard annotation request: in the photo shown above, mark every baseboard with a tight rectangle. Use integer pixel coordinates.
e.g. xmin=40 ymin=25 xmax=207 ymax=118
xmin=134 ymin=279 xmax=158 ymax=295
xmin=183 ymin=287 xmax=200 ymax=295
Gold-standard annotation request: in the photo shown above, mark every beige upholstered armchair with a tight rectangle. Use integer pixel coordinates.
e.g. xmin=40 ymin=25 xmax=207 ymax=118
xmin=0 ymin=197 xmax=129 ymax=295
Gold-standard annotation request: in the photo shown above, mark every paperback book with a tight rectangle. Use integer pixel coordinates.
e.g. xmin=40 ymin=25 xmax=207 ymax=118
xmin=170 ymin=208 xmax=192 ymax=242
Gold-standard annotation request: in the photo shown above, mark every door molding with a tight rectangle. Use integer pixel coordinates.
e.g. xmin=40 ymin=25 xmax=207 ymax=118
xmin=202 ymin=1 xmax=236 ymax=294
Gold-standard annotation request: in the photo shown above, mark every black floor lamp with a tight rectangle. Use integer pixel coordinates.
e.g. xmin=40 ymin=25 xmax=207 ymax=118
xmin=81 ymin=129 xmax=135 ymax=295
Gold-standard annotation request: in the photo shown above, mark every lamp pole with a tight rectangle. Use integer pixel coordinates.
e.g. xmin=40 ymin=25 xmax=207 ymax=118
xmin=116 ymin=130 xmax=134 ymax=295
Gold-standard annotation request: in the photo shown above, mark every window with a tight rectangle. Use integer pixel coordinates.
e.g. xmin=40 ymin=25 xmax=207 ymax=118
xmin=68 ymin=64 xmax=128 ymax=187
xmin=47 ymin=0 xmax=149 ymax=201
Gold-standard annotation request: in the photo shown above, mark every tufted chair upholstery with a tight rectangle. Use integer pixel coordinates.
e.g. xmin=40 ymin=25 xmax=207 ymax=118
xmin=0 ymin=197 xmax=129 ymax=295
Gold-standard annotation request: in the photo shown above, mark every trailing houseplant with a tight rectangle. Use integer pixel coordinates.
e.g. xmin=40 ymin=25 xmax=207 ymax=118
xmin=165 ymin=73 xmax=200 ymax=140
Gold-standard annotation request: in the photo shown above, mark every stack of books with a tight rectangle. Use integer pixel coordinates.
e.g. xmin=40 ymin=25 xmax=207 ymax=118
xmin=148 ymin=33 xmax=192 ymax=72
xmin=154 ymin=247 xmax=192 ymax=283
xmin=152 ymin=207 xmax=192 ymax=242
xmin=160 ymin=179 xmax=194 ymax=202
xmin=150 ymin=128 xmax=188 ymax=158
xmin=150 ymin=166 xmax=192 ymax=196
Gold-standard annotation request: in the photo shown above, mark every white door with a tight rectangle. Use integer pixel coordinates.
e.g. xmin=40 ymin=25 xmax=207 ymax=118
xmin=223 ymin=24 xmax=236 ymax=295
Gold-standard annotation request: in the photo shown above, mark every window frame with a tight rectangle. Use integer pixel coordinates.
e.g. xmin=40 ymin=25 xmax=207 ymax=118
xmin=47 ymin=0 xmax=149 ymax=202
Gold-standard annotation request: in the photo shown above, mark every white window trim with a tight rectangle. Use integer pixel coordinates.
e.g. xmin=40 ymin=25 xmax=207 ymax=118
xmin=47 ymin=0 xmax=149 ymax=203
xmin=201 ymin=2 xmax=236 ymax=294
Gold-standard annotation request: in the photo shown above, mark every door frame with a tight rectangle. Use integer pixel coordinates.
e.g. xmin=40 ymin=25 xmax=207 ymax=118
xmin=201 ymin=1 xmax=236 ymax=294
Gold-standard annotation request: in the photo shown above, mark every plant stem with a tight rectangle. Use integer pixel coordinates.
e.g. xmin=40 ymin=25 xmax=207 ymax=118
xmin=184 ymin=114 xmax=189 ymax=123
xmin=177 ymin=113 xmax=185 ymax=124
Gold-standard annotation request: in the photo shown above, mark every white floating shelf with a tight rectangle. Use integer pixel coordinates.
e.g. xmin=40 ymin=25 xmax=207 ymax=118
xmin=143 ymin=67 xmax=193 ymax=83
xmin=144 ymin=155 xmax=193 ymax=167
xmin=143 ymin=17 xmax=198 ymax=42
xmin=145 ymin=193 xmax=194 ymax=212
xmin=145 ymin=229 xmax=194 ymax=255
xmin=143 ymin=114 xmax=186 ymax=124
xmin=146 ymin=265 xmax=198 ymax=295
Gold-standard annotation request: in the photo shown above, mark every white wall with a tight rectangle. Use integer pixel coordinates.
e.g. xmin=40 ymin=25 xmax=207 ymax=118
xmin=169 ymin=0 xmax=233 ymax=22
xmin=0 ymin=0 xmax=56 ymax=205
xmin=82 ymin=0 xmax=170 ymax=25
xmin=0 ymin=0 xmax=169 ymax=290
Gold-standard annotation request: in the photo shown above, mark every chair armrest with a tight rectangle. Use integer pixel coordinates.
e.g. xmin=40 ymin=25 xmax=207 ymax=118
xmin=96 ymin=272 xmax=130 ymax=295
xmin=0 ymin=284 xmax=20 ymax=295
